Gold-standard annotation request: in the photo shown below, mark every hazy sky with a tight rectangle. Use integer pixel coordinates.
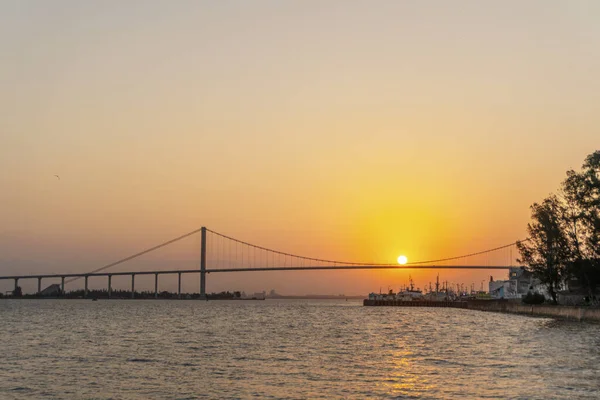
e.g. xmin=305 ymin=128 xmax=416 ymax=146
xmin=1 ymin=0 xmax=599 ymax=294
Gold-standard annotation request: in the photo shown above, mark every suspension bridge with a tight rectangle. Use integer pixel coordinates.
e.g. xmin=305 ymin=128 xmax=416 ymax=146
xmin=0 ymin=227 xmax=524 ymax=298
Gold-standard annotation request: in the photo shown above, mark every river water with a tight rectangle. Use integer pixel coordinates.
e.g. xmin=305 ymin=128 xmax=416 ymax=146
xmin=1 ymin=299 xmax=599 ymax=399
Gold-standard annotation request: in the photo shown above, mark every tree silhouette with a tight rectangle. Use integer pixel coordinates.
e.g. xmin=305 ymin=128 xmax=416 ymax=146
xmin=561 ymin=150 xmax=600 ymax=301
xmin=517 ymin=195 xmax=571 ymax=304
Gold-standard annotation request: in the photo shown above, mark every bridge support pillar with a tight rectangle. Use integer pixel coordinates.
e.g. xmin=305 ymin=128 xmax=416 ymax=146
xmin=84 ymin=276 xmax=88 ymax=298
xmin=37 ymin=277 xmax=42 ymax=295
xmin=200 ymin=227 xmax=207 ymax=299
xmin=61 ymin=277 xmax=65 ymax=295
xmin=131 ymin=274 xmax=135 ymax=299
xmin=154 ymin=273 xmax=158 ymax=299
xmin=14 ymin=278 xmax=18 ymax=294
xmin=108 ymin=275 xmax=112 ymax=299
xmin=178 ymin=272 xmax=182 ymax=299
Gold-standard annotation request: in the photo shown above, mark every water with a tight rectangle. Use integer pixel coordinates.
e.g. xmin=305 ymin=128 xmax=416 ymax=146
xmin=1 ymin=300 xmax=599 ymax=399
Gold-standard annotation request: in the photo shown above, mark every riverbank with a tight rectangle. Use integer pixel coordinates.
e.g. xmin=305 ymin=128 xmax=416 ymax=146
xmin=364 ymin=299 xmax=600 ymax=322
xmin=468 ymin=300 xmax=600 ymax=322
xmin=268 ymin=295 xmax=365 ymax=300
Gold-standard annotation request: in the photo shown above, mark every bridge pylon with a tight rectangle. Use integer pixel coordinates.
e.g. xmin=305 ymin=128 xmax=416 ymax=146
xmin=200 ymin=226 xmax=207 ymax=299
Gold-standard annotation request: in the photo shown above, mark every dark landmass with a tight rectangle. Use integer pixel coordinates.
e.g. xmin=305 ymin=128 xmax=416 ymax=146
xmin=1 ymin=289 xmax=365 ymax=300
xmin=2 ymin=284 xmax=365 ymax=301
xmin=2 ymin=289 xmax=258 ymax=300
xmin=268 ymin=295 xmax=365 ymax=300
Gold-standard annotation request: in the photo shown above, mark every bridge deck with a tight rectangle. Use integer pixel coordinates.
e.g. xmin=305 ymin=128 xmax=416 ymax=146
xmin=0 ymin=265 xmax=511 ymax=281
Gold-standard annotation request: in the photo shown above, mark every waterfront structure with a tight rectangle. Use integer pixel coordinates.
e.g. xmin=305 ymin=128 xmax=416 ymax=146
xmin=488 ymin=267 xmax=542 ymax=299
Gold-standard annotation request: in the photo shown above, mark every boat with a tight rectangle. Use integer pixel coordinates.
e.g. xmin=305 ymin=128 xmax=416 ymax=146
xmin=397 ymin=276 xmax=423 ymax=301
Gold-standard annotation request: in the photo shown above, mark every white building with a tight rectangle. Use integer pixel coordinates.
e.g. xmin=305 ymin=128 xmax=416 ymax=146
xmin=489 ymin=267 xmax=541 ymax=299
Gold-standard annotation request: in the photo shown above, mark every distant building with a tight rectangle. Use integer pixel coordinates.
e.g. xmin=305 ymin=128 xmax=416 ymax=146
xmin=39 ymin=284 xmax=61 ymax=297
xmin=243 ymin=291 xmax=266 ymax=300
xmin=488 ymin=280 xmax=506 ymax=299
xmin=489 ymin=267 xmax=542 ymax=299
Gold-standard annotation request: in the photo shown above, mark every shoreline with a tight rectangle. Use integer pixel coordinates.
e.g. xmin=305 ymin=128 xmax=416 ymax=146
xmin=0 ymin=295 xmax=365 ymax=301
xmin=468 ymin=300 xmax=600 ymax=323
xmin=364 ymin=299 xmax=600 ymax=323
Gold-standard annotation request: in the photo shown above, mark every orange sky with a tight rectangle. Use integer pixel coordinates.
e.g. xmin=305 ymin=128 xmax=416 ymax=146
xmin=1 ymin=1 xmax=599 ymax=294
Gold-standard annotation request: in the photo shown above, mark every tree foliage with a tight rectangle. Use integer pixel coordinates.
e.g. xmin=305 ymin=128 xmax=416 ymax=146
xmin=522 ymin=292 xmax=545 ymax=305
xmin=517 ymin=195 xmax=571 ymax=304
xmin=561 ymin=151 xmax=600 ymax=298
xmin=518 ymin=150 xmax=600 ymax=305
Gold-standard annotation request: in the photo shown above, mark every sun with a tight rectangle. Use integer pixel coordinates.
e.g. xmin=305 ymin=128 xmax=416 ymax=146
xmin=397 ymin=255 xmax=408 ymax=265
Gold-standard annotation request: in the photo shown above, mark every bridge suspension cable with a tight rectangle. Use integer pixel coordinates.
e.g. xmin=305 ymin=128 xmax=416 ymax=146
xmin=64 ymin=227 xmax=528 ymax=281
xmin=405 ymin=239 xmax=529 ymax=265
xmin=65 ymin=227 xmax=203 ymax=283
xmin=206 ymin=228 xmax=528 ymax=267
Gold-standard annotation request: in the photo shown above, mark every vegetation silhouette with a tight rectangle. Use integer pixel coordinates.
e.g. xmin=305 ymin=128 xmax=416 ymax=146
xmin=518 ymin=150 xmax=600 ymax=305
xmin=522 ymin=292 xmax=545 ymax=305
xmin=12 ymin=288 xmax=248 ymax=300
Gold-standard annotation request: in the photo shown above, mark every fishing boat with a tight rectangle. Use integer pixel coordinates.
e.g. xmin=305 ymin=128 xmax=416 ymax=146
xmin=397 ymin=276 xmax=423 ymax=301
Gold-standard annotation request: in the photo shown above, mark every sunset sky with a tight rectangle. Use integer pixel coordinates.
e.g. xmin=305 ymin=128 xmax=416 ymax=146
xmin=1 ymin=1 xmax=599 ymax=295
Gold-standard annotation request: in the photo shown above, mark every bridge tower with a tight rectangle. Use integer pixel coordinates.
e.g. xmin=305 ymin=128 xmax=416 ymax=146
xmin=200 ymin=226 xmax=207 ymax=298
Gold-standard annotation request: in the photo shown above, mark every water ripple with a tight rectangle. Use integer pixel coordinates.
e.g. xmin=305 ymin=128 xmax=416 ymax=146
xmin=1 ymin=299 xmax=599 ymax=399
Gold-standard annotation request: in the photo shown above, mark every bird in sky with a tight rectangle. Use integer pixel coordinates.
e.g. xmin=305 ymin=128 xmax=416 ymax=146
xmin=54 ymin=175 xmax=60 ymax=180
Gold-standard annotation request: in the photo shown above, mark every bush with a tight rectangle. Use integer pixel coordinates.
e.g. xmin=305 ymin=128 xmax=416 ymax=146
xmin=522 ymin=292 xmax=545 ymax=305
